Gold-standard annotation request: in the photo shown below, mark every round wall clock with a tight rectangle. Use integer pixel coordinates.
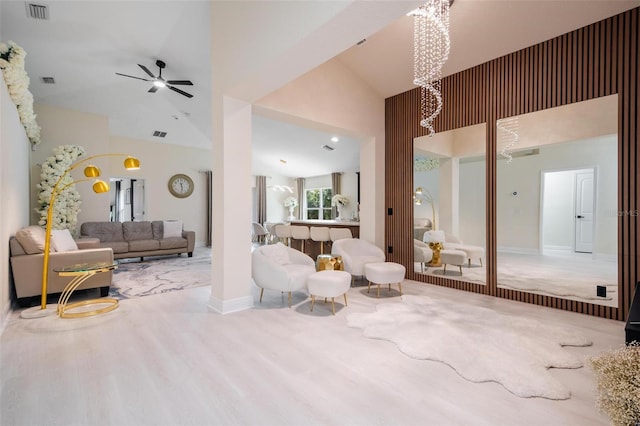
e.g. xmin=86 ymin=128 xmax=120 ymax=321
xmin=168 ymin=174 xmax=194 ymax=198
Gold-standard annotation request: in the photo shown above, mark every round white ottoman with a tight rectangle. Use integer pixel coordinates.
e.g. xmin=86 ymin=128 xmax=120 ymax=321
xmin=364 ymin=262 xmax=406 ymax=298
xmin=440 ymin=249 xmax=466 ymax=275
xmin=307 ymin=270 xmax=351 ymax=315
xmin=457 ymin=245 xmax=484 ymax=267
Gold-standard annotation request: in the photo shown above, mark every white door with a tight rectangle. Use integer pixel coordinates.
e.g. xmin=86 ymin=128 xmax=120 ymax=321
xmin=132 ymin=179 xmax=146 ymax=221
xmin=575 ymin=170 xmax=594 ymax=253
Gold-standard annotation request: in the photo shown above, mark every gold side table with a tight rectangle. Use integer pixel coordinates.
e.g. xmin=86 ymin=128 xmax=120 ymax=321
xmin=316 ymin=254 xmax=344 ymax=272
xmin=55 ymin=262 xmax=119 ymax=319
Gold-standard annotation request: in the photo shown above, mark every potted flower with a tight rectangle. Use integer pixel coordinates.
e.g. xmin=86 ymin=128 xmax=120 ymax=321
xmin=590 ymin=341 xmax=640 ymax=426
xmin=283 ymin=196 xmax=298 ymax=221
xmin=331 ymin=194 xmax=349 ymax=221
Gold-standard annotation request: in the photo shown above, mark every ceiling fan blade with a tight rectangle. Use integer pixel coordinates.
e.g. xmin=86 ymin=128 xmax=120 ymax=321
xmin=116 ymin=72 xmax=150 ymax=82
xmin=148 ymin=86 xmax=159 ymax=93
xmin=166 ymin=80 xmax=193 ymax=86
xmin=168 ymin=85 xmax=193 ymax=98
xmin=138 ymin=64 xmax=155 ymax=78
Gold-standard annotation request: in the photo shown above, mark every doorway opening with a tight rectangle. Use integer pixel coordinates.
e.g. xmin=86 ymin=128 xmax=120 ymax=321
xmin=109 ymin=178 xmax=146 ymax=222
xmin=541 ymin=167 xmax=596 ymax=254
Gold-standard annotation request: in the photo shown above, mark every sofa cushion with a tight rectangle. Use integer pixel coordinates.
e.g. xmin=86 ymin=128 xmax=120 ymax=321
xmin=15 ymin=226 xmax=48 ymax=254
xmin=81 ymin=222 xmax=124 ymax=242
xmin=123 ymin=221 xmax=153 ymax=241
xmin=51 ymin=229 xmax=78 ymax=252
xmin=159 ymin=237 xmax=188 ymax=250
xmin=128 ymin=239 xmax=160 ymax=252
xmin=163 ymin=220 xmax=183 ymax=238
xmin=101 ymin=241 xmax=130 ymax=254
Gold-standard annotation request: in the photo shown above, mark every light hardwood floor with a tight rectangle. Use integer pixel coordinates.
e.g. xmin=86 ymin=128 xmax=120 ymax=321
xmin=0 ymin=279 xmax=625 ymax=425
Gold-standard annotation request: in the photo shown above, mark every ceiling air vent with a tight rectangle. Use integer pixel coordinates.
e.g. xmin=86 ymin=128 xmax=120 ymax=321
xmin=322 ymin=144 xmax=335 ymax=151
xmin=41 ymin=77 xmax=55 ymax=84
xmin=152 ymin=131 xmax=167 ymax=138
xmin=25 ymin=2 xmax=49 ymax=20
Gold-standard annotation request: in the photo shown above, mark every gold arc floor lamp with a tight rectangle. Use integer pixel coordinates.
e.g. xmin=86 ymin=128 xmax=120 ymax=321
xmin=414 ymin=186 xmax=436 ymax=230
xmin=20 ymin=154 xmax=140 ymax=319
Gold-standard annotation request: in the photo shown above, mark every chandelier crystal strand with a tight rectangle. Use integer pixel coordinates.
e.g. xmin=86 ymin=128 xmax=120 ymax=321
xmin=412 ymin=1 xmax=450 ymax=136
xmin=497 ymin=117 xmax=519 ymax=163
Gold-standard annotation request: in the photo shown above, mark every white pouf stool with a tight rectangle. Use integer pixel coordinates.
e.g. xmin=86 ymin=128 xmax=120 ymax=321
xmin=364 ymin=262 xmax=406 ymax=298
xmin=307 ymin=270 xmax=351 ymax=315
xmin=457 ymin=245 xmax=484 ymax=267
xmin=440 ymin=249 xmax=466 ymax=275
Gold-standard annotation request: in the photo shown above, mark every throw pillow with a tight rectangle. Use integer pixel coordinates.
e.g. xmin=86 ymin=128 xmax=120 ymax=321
xmin=261 ymin=243 xmax=291 ymax=265
xmin=163 ymin=220 xmax=183 ymax=238
xmin=423 ymin=230 xmax=445 ymax=243
xmin=51 ymin=229 xmax=79 ymax=252
xmin=15 ymin=226 xmax=48 ymax=254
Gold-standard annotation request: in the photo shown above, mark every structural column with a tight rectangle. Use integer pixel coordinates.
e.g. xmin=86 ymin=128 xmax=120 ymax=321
xmin=209 ymin=95 xmax=254 ymax=314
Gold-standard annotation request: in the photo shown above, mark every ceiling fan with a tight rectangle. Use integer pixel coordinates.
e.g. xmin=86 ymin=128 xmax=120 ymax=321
xmin=116 ymin=60 xmax=194 ymax=98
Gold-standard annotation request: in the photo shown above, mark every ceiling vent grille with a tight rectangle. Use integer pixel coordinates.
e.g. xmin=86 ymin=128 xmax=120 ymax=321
xmin=153 ymin=131 xmax=167 ymax=138
xmin=321 ymin=144 xmax=335 ymax=151
xmin=41 ymin=77 xmax=55 ymax=84
xmin=26 ymin=3 xmax=49 ymax=20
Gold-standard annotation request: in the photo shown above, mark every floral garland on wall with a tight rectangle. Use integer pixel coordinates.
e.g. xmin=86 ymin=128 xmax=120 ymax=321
xmin=35 ymin=145 xmax=85 ymax=234
xmin=0 ymin=41 xmax=41 ymax=147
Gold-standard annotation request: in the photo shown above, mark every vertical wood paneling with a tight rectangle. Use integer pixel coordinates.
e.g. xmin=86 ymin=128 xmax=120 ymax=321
xmin=386 ymin=7 xmax=639 ymax=321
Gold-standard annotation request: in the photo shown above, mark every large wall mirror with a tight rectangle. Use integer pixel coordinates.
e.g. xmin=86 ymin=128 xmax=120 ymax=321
xmin=496 ymin=95 xmax=618 ymax=307
xmin=413 ymin=123 xmax=486 ymax=285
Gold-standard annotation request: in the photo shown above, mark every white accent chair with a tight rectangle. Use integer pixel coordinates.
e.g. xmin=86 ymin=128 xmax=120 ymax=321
xmin=329 ymin=228 xmax=353 ymax=241
xmin=331 ymin=238 xmax=385 ymax=283
xmin=310 ymin=226 xmax=331 ymax=254
xmin=251 ymin=222 xmax=268 ymax=245
xmin=414 ymin=239 xmax=433 ymax=273
xmin=251 ymin=243 xmax=315 ymax=307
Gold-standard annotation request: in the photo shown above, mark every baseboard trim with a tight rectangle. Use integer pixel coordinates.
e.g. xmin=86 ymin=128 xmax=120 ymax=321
xmin=208 ymin=295 xmax=253 ymax=314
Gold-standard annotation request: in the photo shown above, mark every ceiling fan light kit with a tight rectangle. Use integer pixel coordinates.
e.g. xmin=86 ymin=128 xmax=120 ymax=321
xmin=116 ymin=59 xmax=194 ymax=98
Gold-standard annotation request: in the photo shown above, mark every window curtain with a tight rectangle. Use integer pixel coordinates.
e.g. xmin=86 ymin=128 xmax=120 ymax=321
xmin=331 ymin=172 xmax=341 ymax=219
xmin=203 ymin=170 xmax=213 ymax=247
xmin=295 ymin=177 xmax=305 ymax=220
xmin=256 ymin=175 xmax=267 ymax=225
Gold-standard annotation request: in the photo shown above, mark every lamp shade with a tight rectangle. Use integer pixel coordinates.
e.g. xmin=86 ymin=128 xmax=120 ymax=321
xmin=124 ymin=157 xmax=140 ymax=170
xmin=84 ymin=165 xmax=101 ymax=178
xmin=92 ymin=180 xmax=110 ymax=193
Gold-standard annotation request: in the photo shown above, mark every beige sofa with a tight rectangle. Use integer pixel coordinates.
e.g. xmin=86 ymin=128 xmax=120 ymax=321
xmin=9 ymin=236 xmax=114 ymax=306
xmin=79 ymin=221 xmax=195 ymax=260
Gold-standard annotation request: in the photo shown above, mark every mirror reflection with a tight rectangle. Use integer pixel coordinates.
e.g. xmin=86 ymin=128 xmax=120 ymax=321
xmin=413 ymin=123 xmax=486 ymax=285
xmin=496 ymin=95 xmax=618 ymax=307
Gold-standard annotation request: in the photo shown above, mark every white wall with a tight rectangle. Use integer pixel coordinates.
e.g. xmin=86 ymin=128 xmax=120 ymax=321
xmin=0 ymin=74 xmax=31 ymax=329
xmin=459 ymin=159 xmax=486 ymax=247
xmin=31 ymin=103 xmax=212 ymax=246
xmin=497 ymin=136 xmax=617 ymax=255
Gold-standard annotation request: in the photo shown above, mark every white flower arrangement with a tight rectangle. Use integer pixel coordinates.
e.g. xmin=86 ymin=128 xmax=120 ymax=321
xmin=414 ymin=157 xmax=440 ymax=172
xmin=283 ymin=196 xmax=298 ymax=208
xmin=331 ymin=194 xmax=349 ymax=207
xmin=35 ymin=145 xmax=86 ymax=234
xmin=0 ymin=41 xmax=41 ymax=147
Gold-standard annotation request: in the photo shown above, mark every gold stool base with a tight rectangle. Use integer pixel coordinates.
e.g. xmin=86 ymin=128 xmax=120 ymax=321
xmin=58 ymin=298 xmax=119 ymax=319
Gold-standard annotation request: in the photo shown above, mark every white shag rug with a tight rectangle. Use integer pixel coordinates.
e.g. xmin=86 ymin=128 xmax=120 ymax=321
xmin=347 ymin=295 xmax=593 ymax=400
xmin=109 ymin=248 xmax=211 ymax=299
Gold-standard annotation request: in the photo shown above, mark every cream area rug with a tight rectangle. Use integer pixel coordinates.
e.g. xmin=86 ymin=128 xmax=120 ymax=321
xmin=109 ymin=247 xmax=211 ymax=299
xmin=347 ymin=295 xmax=593 ymax=400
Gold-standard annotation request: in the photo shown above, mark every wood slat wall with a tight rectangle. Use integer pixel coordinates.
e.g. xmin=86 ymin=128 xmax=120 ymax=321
xmin=385 ymin=7 xmax=639 ymax=321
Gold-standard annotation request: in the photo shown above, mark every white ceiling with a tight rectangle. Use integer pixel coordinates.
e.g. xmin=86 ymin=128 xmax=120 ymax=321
xmin=1 ymin=0 xmax=638 ymax=178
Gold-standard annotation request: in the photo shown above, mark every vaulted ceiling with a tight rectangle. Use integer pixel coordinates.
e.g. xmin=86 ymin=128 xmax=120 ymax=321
xmin=1 ymin=0 xmax=638 ymax=177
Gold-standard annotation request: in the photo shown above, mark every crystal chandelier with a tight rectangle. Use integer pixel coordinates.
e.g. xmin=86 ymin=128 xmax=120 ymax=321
xmin=411 ymin=0 xmax=451 ymax=136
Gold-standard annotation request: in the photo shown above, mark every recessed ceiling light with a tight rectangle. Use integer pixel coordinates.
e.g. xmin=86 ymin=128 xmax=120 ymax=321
xmin=279 ymin=159 xmax=287 ymax=164
xmin=331 ymin=136 xmax=339 ymax=143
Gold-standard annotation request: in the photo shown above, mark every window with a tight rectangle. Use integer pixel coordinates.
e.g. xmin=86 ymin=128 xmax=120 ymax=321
xmin=305 ymin=187 xmax=333 ymax=220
